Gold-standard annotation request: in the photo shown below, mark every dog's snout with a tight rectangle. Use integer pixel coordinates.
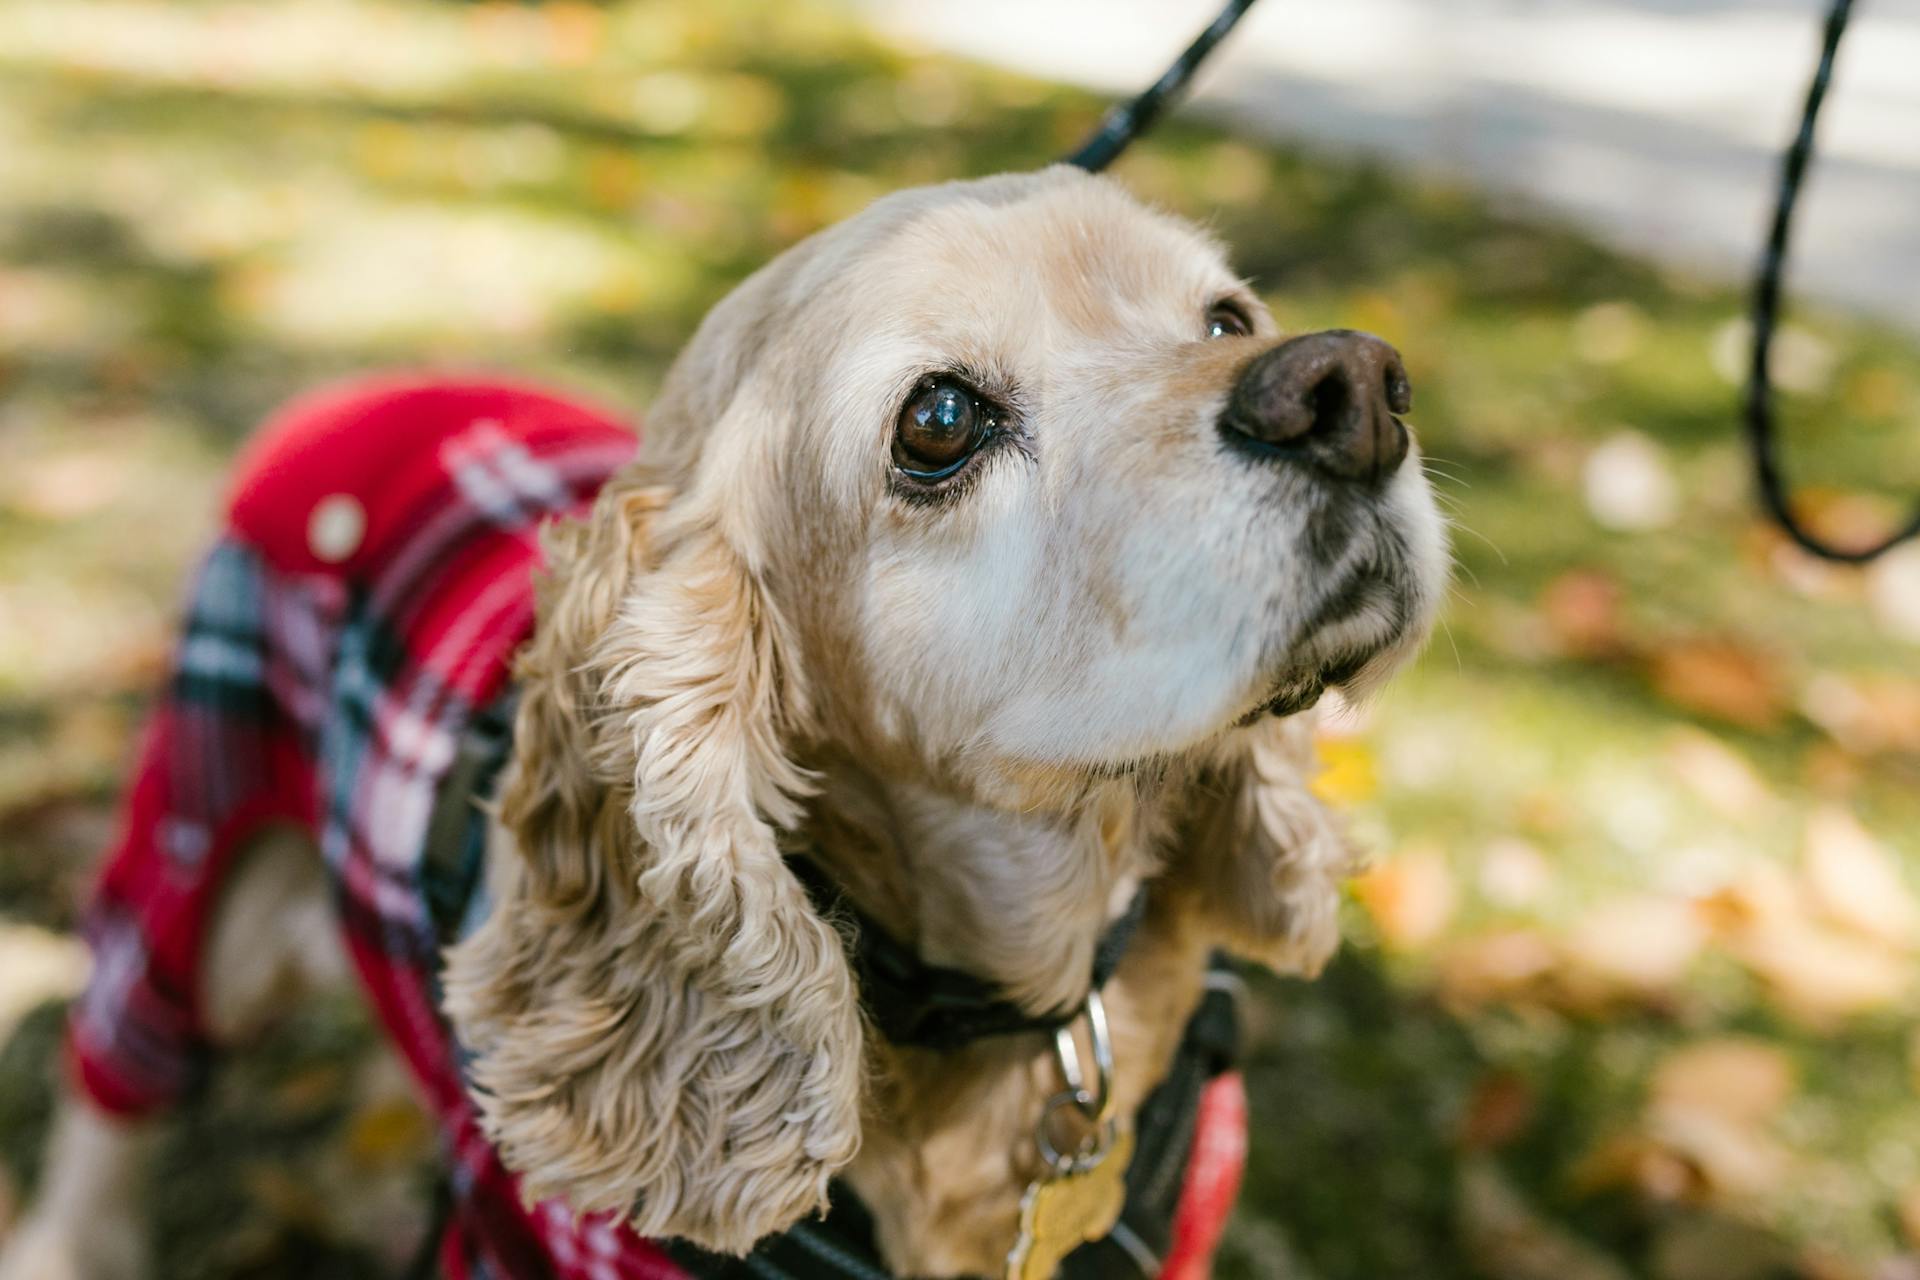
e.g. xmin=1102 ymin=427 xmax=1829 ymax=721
xmin=1220 ymin=329 xmax=1412 ymax=483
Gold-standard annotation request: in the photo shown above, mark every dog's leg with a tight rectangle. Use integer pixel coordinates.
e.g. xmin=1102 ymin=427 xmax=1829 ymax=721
xmin=0 ymin=1100 xmax=153 ymax=1280
xmin=196 ymin=828 xmax=348 ymax=1046
xmin=0 ymin=830 xmax=343 ymax=1280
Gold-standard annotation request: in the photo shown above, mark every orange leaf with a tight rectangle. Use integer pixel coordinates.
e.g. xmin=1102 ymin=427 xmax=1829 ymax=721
xmin=1352 ymin=844 xmax=1457 ymax=950
xmin=1648 ymin=639 xmax=1789 ymax=730
xmin=1540 ymin=570 xmax=1627 ymax=660
xmin=1735 ymin=916 xmax=1911 ymax=1025
xmin=1803 ymin=806 xmax=1919 ymax=950
xmin=1436 ymin=930 xmax=1558 ymax=1010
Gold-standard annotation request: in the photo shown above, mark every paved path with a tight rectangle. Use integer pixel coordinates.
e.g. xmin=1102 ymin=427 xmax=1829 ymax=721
xmin=856 ymin=0 xmax=1920 ymax=332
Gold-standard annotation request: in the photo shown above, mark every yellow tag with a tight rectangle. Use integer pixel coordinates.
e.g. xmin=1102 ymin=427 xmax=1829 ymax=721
xmin=1005 ymin=1126 xmax=1135 ymax=1280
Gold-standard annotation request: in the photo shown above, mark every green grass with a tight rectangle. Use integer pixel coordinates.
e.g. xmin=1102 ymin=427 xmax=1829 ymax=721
xmin=2 ymin=2 xmax=1919 ymax=1277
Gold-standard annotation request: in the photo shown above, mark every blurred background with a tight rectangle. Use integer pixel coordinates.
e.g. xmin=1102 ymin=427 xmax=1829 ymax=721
xmin=2 ymin=2 xmax=1919 ymax=1277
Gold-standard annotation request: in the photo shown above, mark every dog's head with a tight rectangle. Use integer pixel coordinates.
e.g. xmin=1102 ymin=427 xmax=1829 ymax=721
xmin=444 ymin=166 xmax=1446 ymax=1254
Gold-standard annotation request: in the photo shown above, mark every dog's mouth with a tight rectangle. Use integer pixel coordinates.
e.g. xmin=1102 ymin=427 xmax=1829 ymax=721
xmin=1237 ymin=542 xmax=1419 ymax=725
xmin=1237 ymin=651 xmax=1370 ymax=724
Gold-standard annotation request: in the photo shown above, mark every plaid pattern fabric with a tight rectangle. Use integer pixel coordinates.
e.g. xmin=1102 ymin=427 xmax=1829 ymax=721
xmin=65 ymin=374 xmax=1245 ymax=1279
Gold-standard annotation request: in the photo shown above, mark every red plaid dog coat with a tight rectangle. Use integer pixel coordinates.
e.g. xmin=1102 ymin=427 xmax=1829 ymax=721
xmin=65 ymin=375 xmax=1246 ymax=1279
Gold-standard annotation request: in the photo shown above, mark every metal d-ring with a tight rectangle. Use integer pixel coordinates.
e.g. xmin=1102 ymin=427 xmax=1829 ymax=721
xmin=1035 ymin=989 xmax=1118 ymax=1174
xmin=1051 ymin=988 xmax=1115 ymax=1125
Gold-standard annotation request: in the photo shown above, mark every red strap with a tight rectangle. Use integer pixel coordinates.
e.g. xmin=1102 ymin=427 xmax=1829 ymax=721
xmin=1161 ymin=1072 xmax=1249 ymax=1280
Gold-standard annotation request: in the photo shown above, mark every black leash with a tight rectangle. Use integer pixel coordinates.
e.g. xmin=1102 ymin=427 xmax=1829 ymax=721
xmin=1063 ymin=0 xmax=1260 ymax=173
xmin=1746 ymin=0 xmax=1920 ymax=562
xmin=1065 ymin=0 xmax=1918 ymax=563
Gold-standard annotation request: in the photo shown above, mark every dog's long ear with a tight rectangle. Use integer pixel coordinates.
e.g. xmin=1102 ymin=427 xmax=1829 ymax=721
xmin=443 ymin=467 xmax=863 ymax=1255
xmin=1170 ymin=712 xmax=1360 ymax=977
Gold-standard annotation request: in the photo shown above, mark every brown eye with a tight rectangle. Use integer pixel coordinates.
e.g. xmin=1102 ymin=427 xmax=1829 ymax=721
xmin=894 ymin=377 xmax=991 ymax=478
xmin=1207 ymin=302 xmax=1253 ymax=339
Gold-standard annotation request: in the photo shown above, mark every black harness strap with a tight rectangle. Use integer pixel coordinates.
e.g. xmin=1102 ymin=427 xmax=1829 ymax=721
xmin=789 ymin=852 xmax=1149 ymax=1051
xmin=663 ymin=960 xmax=1244 ymax=1280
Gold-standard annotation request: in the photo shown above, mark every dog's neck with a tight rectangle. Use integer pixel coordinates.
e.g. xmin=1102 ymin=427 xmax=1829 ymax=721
xmin=793 ymin=751 xmax=1211 ymax=1275
xmin=799 ymin=752 xmax=1164 ymax=1015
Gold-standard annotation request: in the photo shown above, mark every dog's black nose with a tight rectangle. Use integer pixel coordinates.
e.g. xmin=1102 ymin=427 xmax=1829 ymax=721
xmin=1220 ymin=329 xmax=1412 ymax=483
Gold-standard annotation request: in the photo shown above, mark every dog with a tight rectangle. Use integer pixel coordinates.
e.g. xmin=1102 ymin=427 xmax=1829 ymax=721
xmin=0 ymin=165 xmax=1446 ymax=1279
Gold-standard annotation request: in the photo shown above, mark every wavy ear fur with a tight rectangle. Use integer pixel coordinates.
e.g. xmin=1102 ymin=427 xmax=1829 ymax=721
xmin=1174 ymin=712 xmax=1361 ymax=977
xmin=443 ymin=471 xmax=863 ymax=1254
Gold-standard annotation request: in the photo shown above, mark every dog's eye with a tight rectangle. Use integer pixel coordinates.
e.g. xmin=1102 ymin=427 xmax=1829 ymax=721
xmin=894 ymin=377 xmax=994 ymax=479
xmin=1207 ymin=302 xmax=1253 ymax=339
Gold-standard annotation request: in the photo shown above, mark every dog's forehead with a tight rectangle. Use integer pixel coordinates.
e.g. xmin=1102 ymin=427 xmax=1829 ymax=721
xmin=849 ymin=174 xmax=1240 ymax=349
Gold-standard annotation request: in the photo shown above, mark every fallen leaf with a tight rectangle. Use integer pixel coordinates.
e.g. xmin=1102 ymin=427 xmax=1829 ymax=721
xmin=1310 ymin=736 xmax=1376 ymax=805
xmin=1437 ymin=930 xmax=1559 ymax=1010
xmin=1577 ymin=1106 xmax=1790 ymax=1209
xmin=1666 ymin=729 xmax=1776 ymax=823
xmin=1696 ymin=862 xmax=1801 ymax=939
xmin=1352 ymin=843 xmax=1458 ymax=950
xmin=543 ymin=1 xmax=605 ymax=66
xmin=1573 ymin=1131 xmax=1696 ymax=1202
xmin=1540 ymin=570 xmax=1627 ymax=659
xmin=1561 ymin=896 xmax=1706 ymax=998
xmin=1802 ymin=742 xmax=1866 ymax=797
xmin=1648 ymin=639 xmax=1789 ymax=730
xmin=1650 ymin=1039 xmax=1796 ymax=1125
xmin=1735 ymin=916 xmax=1912 ymax=1024
xmin=1801 ymin=673 xmax=1920 ymax=755
xmin=1791 ymin=489 xmax=1909 ymax=554
xmin=1803 ymin=806 xmax=1919 ymax=950
xmin=1461 ymin=1071 xmax=1536 ymax=1151
xmin=1748 ymin=523 xmax=1858 ymax=601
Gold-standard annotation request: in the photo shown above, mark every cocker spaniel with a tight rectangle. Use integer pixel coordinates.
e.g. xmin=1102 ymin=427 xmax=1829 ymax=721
xmin=0 ymin=166 xmax=1445 ymax=1280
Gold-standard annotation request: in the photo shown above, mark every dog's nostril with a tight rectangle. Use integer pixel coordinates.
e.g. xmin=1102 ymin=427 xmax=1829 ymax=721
xmin=1219 ymin=329 xmax=1412 ymax=483
xmin=1308 ymin=373 xmax=1351 ymax=438
xmin=1385 ymin=365 xmax=1413 ymax=417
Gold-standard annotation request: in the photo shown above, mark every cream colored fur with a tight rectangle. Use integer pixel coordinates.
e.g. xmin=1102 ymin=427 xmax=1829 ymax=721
xmin=443 ymin=167 xmax=1445 ymax=1271
xmin=3 ymin=165 xmax=1445 ymax=1280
